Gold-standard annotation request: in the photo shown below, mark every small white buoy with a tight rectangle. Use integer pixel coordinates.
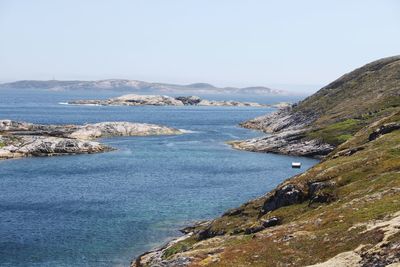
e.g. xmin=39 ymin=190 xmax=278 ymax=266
xmin=292 ymin=162 xmax=301 ymax=168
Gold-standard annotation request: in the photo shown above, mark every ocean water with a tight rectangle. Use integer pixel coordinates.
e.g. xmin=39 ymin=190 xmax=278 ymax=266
xmin=0 ymin=89 xmax=318 ymax=266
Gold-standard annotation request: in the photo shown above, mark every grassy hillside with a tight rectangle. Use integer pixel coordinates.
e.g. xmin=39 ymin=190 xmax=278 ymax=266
xmin=243 ymin=56 xmax=400 ymax=147
xmin=138 ymin=109 xmax=400 ymax=267
xmin=298 ymin=56 xmax=400 ymax=146
xmin=134 ymin=57 xmax=400 ymax=266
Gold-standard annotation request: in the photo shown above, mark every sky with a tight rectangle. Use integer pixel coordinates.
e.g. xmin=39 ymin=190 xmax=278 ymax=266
xmin=0 ymin=0 xmax=399 ymax=93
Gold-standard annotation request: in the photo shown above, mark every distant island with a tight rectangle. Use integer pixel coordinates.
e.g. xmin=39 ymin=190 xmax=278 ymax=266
xmin=0 ymin=79 xmax=285 ymax=95
xmin=67 ymin=94 xmax=290 ymax=108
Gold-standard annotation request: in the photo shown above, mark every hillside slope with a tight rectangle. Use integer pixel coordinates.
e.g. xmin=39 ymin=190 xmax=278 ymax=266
xmin=232 ymin=56 xmax=400 ymax=157
xmin=132 ymin=57 xmax=400 ymax=266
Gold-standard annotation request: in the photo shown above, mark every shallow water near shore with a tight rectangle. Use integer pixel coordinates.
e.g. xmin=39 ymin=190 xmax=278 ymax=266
xmin=0 ymin=89 xmax=318 ymax=266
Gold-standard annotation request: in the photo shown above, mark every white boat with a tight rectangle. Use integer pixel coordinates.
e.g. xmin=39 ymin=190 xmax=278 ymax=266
xmin=292 ymin=162 xmax=301 ymax=168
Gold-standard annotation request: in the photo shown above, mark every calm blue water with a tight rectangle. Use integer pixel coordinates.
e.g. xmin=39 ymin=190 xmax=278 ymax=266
xmin=0 ymin=89 xmax=317 ymax=267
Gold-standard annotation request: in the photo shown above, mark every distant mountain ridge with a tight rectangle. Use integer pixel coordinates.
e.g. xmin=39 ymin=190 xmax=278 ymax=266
xmin=0 ymin=79 xmax=284 ymax=95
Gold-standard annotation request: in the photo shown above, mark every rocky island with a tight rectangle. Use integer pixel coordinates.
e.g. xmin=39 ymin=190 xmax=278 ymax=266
xmin=133 ymin=56 xmax=400 ymax=266
xmin=0 ymin=120 xmax=182 ymax=160
xmin=67 ymin=94 xmax=286 ymax=108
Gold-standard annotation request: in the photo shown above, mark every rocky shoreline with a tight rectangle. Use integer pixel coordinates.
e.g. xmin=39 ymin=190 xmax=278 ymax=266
xmin=130 ymin=56 xmax=400 ymax=266
xmin=130 ymin=106 xmax=334 ymax=266
xmin=228 ymin=107 xmax=334 ymax=158
xmin=67 ymin=94 xmax=290 ymax=108
xmin=0 ymin=120 xmax=182 ymax=160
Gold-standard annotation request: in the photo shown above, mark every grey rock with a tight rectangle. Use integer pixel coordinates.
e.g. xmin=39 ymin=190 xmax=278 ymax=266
xmin=262 ymin=184 xmax=305 ymax=214
xmin=308 ymin=181 xmax=337 ymax=205
xmin=131 ymin=234 xmax=195 ymax=267
xmin=244 ymin=217 xmax=281 ymax=235
xmin=0 ymin=120 xmax=182 ymax=160
xmin=262 ymin=216 xmax=281 ymax=228
xmin=175 ymin=96 xmax=202 ymax=105
xmin=68 ymin=94 xmax=267 ymax=107
xmin=230 ymin=129 xmax=334 ymax=158
xmin=68 ymin=121 xmax=182 ymax=140
xmin=368 ymin=122 xmax=400 ymax=141
xmin=229 ymin=105 xmax=334 ymax=157
xmin=197 ymin=227 xmax=226 ymax=240
xmin=244 ymin=225 xmax=265 ymax=235
xmin=240 ymin=107 xmax=314 ymax=132
xmin=0 ymin=135 xmax=110 ymax=159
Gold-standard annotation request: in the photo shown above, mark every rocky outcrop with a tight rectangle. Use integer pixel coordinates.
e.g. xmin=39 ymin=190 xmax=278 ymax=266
xmin=244 ymin=217 xmax=281 ymax=234
xmin=307 ymin=181 xmax=337 ymax=205
xmin=240 ymin=107 xmax=314 ymax=132
xmin=368 ymin=122 xmax=400 ymax=141
xmin=67 ymin=94 xmax=268 ymax=107
xmin=261 ymin=184 xmax=306 ymax=214
xmin=114 ymin=94 xmax=185 ymax=106
xmin=132 ymin=233 xmax=195 ymax=267
xmin=229 ymin=106 xmax=333 ymax=157
xmin=230 ymin=129 xmax=334 ymax=158
xmin=260 ymin=180 xmax=338 ymax=215
xmin=0 ymin=135 xmax=110 ymax=159
xmin=0 ymin=120 xmax=182 ymax=160
xmin=175 ymin=96 xmax=202 ymax=105
xmin=68 ymin=122 xmax=182 ymax=140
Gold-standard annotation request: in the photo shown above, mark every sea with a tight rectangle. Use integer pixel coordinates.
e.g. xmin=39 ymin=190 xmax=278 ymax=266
xmin=0 ymin=89 xmax=318 ymax=266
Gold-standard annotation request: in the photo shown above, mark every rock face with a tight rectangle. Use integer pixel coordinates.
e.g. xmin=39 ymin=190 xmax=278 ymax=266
xmin=67 ymin=94 xmax=268 ymax=107
xmin=261 ymin=184 xmax=306 ymax=213
xmin=368 ymin=122 xmax=400 ymax=141
xmin=0 ymin=120 xmax=182 ymax=160
xmin=240 ymin=107 xmax=314 ymax=132
xmin=229 ymin=107 xmax=333 ymax=158
xmin=230 ymin=129 xmax=334 ymax=158
xmin=175 ymin=96 xmax=202 ymax=105
xmin=229 ymin=56 xmax=400 ymax=157
xmin=0 ymin=135 xmax=109 ymax=159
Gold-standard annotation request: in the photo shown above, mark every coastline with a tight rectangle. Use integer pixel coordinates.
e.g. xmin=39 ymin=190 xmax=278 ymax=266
xmin=131 ymin=116 xmax=320 ymax=266
xmin=0 ymin=120 xmax=183 ymax=160
xmin=130 ymin=56 xmax=400 ymax=267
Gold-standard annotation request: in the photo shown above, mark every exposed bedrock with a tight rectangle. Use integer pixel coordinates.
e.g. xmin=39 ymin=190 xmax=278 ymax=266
xmin=229 ymin=106 xmax=334 ymax=157
xmin=0 ymin=135 xmax=110 ymax=159
xmin=67 ymin=94 xmax=274 ymax=107
xmin=0 ymin=120 xmax=182 ymax=159
xmin=230 ymin=129 xmax=334 ymax=158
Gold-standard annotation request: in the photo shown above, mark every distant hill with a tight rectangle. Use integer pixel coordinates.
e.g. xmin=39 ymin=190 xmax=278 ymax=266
xmin=0 ymin=79 xmax=284 ymax=95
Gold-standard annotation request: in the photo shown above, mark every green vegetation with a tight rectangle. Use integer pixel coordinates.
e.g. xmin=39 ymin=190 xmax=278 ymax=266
xmin=158 ymin=112 xmax=400 ymax=266
xmin=292 ymin=56 xmax=400 ymax=147
xmin=138 ymin=57 xmax=400 ymax=266
xmin=162 ymin=236 xmax=197 ymax=259
xmin=306 ymin=119 xmax=363 ymax=145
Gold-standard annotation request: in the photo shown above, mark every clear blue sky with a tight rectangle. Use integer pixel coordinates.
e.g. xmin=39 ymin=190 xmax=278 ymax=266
xmin=0 ymin=0 xmax=399 ymax=92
